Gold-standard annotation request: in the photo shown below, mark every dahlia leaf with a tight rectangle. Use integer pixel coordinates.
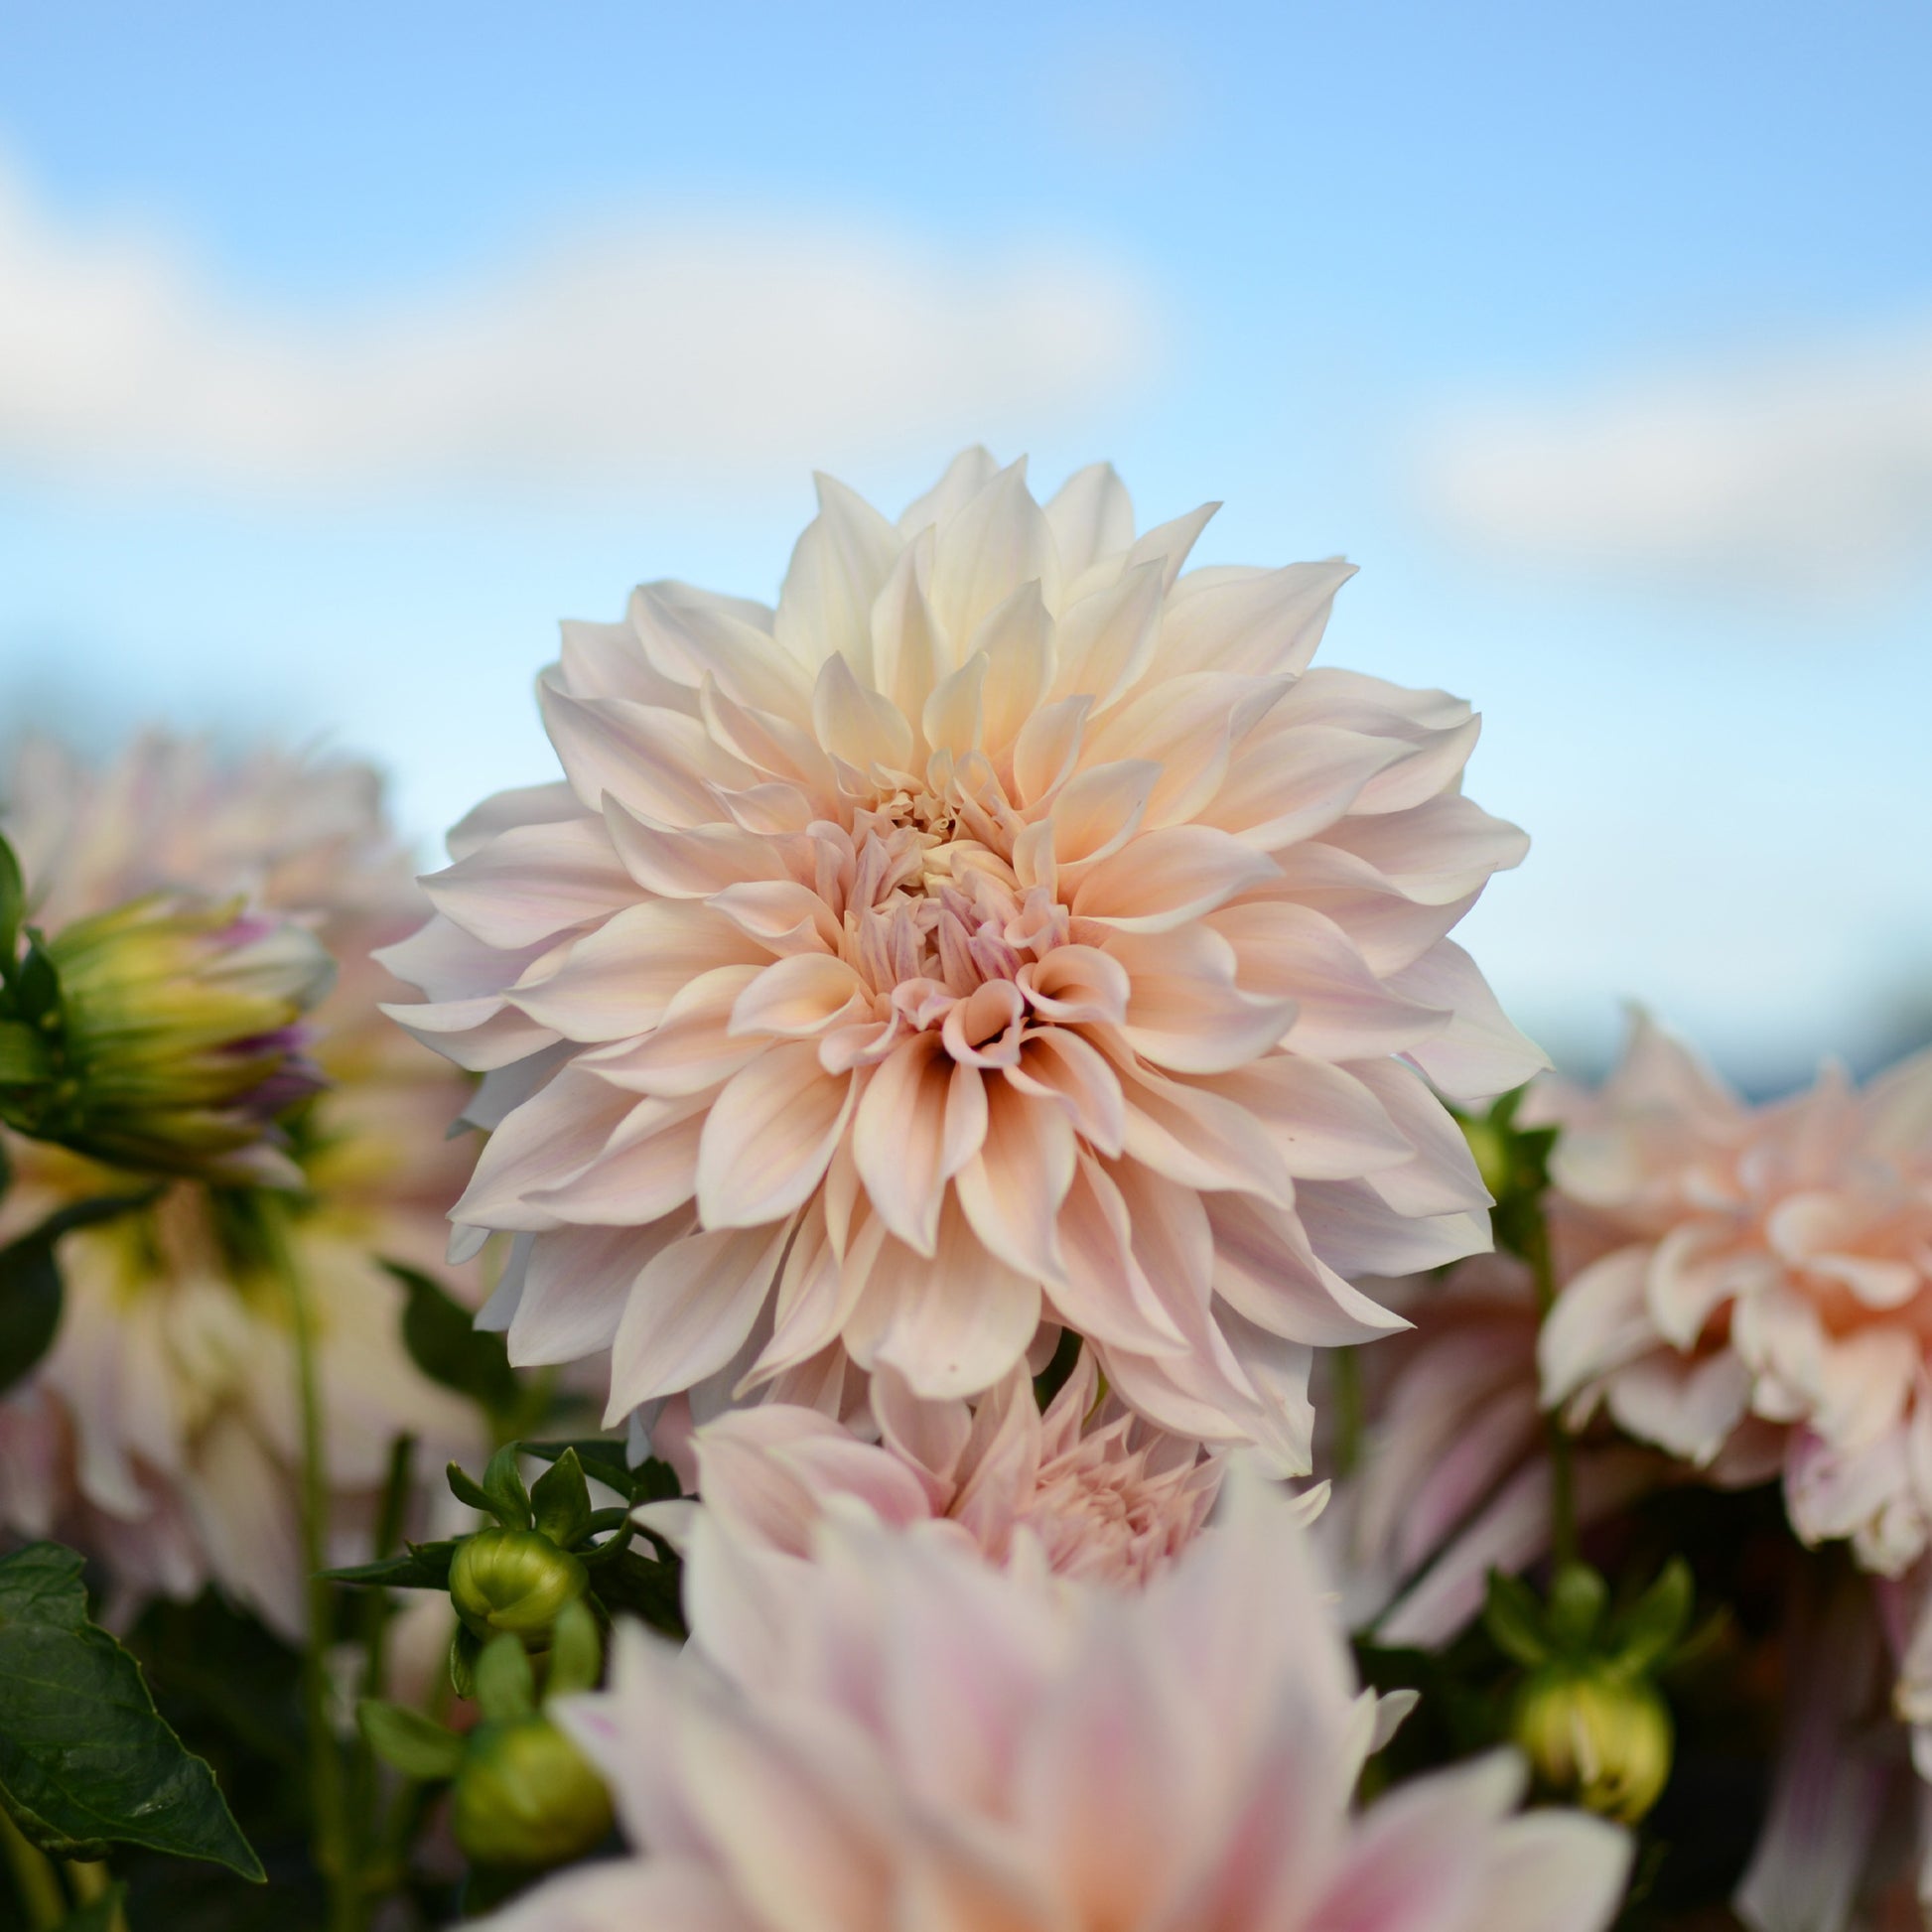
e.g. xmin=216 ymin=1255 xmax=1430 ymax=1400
xmin=323 ymin=1539 xmax=458 ymax=1590
xmin=0 ymin=1189 xmax=162 ymax=1396
xmin=0 ymin=1542 xmax=263 ymax=1880
xmin=387 ymin=1260 xmax=521 ymax=1421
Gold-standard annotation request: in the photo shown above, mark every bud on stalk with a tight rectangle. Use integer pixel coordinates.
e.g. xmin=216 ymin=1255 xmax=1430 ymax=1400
xmin=1511 ymin=1661 xmax=1673 ymax=1824
xmin=0 ymin=875 xmax=334 ymax=1186
xmin=451 ymin=1528 xmax=589 ymax=1645
xmin=452 ymin=1716 xmax=614 ymax=1868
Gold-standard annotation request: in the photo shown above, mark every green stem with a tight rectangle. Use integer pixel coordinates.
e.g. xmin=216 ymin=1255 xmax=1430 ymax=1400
xmin=1524 ymin=1203 xmax=1579 ymax=1570
xmin=0 ymin=1809 xmax=65 ymax=1930
xmin=1329 ymin=1347 xmax=1365 ymax=1480
xmin=260 ymin=1198 xmax=361 ymax=1932
xmin=347 ymin=1435 xmax=416 ymax=1897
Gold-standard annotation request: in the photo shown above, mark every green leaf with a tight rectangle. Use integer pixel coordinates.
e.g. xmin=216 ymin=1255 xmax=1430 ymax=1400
xmin=530 ymin=1449 xmax=592 ymax=1550
xmin=591 ymin=1547 xmax=686 ymax=1642
xmin=0 ymin=832 xmax=23 ymax=971
xmin=357 ymin=1700 xmax=466 ymax=1782
xmin=57 ymin=1880 xmax=128 ymax=1931
xmin=1481 ymin=1570 xmax=1550 ymax=1668
xmin=474 ymin=1633 xmax=535 ymax=1722
xmin=0 ymin=1542 xmax=263 ymax=1878
xmin=1610 ymin=1558 xmax=1696 ymax=1673
xmin=0 ymin=1231 xmax=62 ymax=1398
xmin=387 ymin=1260 xmax=520 ymax=1419
xmin=323 ymin=1539 xmax=458 ymax=1590
xmin=483 ymin=1443 xmax=532 ymax=1531
xmin=0 ymin=1189 xmax=165 ymax=1397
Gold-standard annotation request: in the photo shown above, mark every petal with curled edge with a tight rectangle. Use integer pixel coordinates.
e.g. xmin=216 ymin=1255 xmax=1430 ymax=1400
xmin=697 ymin=1043 xmax=857 ymax=1229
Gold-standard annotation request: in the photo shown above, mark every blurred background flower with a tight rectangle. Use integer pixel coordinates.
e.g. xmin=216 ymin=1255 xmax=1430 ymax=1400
xmin=0 ymin=735 xmax=485 ymax=1634
xmin=1 ymin=1 xmax=1928 ymax=1096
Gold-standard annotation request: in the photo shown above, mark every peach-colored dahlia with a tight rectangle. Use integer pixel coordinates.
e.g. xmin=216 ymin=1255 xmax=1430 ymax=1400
xmin=641 ymin=1349 xmax=1225 ymax=1588
xmin=388 ymin=448 xmax=1540 ymax=1468
xmin=1532 ymin=1014 xmax=1932 ymax=1579
xmin=1321 ymin=1256 xmax=1662 ymax=1645
xmin=0 ymin=734 xmax=485 ymax=1634
xmin=480 ymin=1471 xmax=1630 ymax=1932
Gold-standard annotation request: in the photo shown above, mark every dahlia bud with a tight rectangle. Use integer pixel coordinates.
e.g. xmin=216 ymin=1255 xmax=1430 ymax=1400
xmin=450 ymin=1715 xmax=613 ymax=1868
xmin=1511 ymin=1661 xmax=1673 ymax=1824
xmin=450 ymin=1528 xmax=588 ymax=1645
xmin=0 ymin=882 xmax=333 ymax=1185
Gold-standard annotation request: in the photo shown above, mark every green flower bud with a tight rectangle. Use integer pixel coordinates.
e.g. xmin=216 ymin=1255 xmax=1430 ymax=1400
xmin=0 ymin=891 xmax=333 ymax=1185
xmin=451 ymin=1528 xmax=588 ymax=1645
xmin=452 ymin=1716 xmax=613 ymax=1868
xmin=1458 ymin=1114 xmax=1515 ymax=1203
xmin=1512 ymin=1661 xmax=1673 ymax=1824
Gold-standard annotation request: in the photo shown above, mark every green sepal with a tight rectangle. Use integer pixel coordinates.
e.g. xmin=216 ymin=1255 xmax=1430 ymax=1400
xmin=322 ymin=1538 xmax=458 ymax=1590
xmin=475 ymin=1633 xmax=537 ymax=1722
xmin=1547 ymin=1564 xmax=1609 ymax=1649
xmin=530 ymin=1449 xmax=593 ymax=1550
xmin=447 ymin=1460 xmax=495 ymax=1517
xmin=483 ymin=1443 xmax=533 ymax=1530
xmin=0 ymin=1542 xmax=263 ymax=1879
xmin=387 ymin=1260 xmax=520 ymax=1420
xmin=580 ymin=1517 xmax=635 ymax=1569
xmin=1609 ymin=1558 xmax=1697 ymax=1673
xmin=523 ymin=1439 xmax=680 ymax=1508
xmin=1481 ymin=1569 xmax=1551 ymax=1668
xmin=544 ymin=1598 xmax=603 ymax=1700
xmin=0 ymin=1018 xmax=52 ymax=1088
xmin=357 ymin=1699 xmax=467 ymax=1782
xmin=450 ymin=1626 xmax=482 ymax=1701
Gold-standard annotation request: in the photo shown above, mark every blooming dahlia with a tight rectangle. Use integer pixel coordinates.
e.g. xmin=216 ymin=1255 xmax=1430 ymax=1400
xmin=481 ymin=1471 xmax=1630 ymax=1932
xmin=0 ymin=734 xmax=485 ymax=1634
xmin=388 ymin=449 xmax=1541 ymax=1467
xmin=641 ymin=1348 xmax=1226 ymax=1588
xmin=1533 ymin=1013 xmax=1932 ymax=1578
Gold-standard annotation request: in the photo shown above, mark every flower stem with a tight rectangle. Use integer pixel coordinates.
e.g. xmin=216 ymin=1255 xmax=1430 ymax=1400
xmin=65 ymin=1859 xmax=128 ymax=1931
xmin=0 ymin=1810 xmax=65 ymax=1929
xmin=260 ymin=1196 xmax=362 ymax=1932
xmin=1523 ymin=1202 xmax=1579 ymax=1570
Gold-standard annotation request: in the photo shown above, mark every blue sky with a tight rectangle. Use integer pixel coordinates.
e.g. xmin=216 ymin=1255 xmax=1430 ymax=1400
xmin=2 ymin=0 xmax=1929 ymax=1086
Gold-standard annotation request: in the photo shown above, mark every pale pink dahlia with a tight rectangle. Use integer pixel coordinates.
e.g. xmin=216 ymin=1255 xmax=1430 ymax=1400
xmin=481 ymin=1471 xmax=1629 ymax=1932
xmin=641 ymin=1349 xmax=1226 ymax=1588
xmin=0 ymin=734 xmax=485 ymax=1634
xmin=1533 ymin=1013 xmax=1932 ymax=1575
xmin=388 ymin=448 xmax=1540 ymax=1467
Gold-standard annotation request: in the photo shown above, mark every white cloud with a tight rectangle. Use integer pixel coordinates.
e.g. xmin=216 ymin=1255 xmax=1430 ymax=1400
xmin=0 ymin=159 xmax=1160 ymax=499
xmin=1419 ymin=324 xmax=1932 ymax=601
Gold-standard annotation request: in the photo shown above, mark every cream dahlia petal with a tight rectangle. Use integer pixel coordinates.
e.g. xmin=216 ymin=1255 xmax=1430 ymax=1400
xmin=396 ymin=452 xmax=1532 ymax=1463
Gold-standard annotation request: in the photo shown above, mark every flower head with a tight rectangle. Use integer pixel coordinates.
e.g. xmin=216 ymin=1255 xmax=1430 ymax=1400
xmin=390 ymin=449 xmax=1540 ymax=1467
xmin=0 ymin=733 xmax=486 ymax=1634
xmin=2 ymin=887 xmax=334 ymax=1185
xmin=480 ymin=1473 xmax=1630 ymax=1932
xmin=1532 ymin=1013 xmax=1932 ymax=1577
xmin=644 ymin=1348 xmax=1225 ymax=1588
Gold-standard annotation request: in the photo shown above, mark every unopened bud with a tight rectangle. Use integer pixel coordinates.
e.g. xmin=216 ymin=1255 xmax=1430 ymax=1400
xmin=451 ymin=1528 xmax=587 ymax=1645
xmin=452 ymin=1716 xmax=613 ymax=1868
xmin=1512 ymin=1661 xmax=1673 ymax=1824
xmin=1 ymin=891 xmax=333 ymax=1184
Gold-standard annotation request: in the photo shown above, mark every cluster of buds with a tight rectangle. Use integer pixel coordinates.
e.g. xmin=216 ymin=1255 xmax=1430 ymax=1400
xmin=0 ymin=833 xmax=333 ymax=1186
xmin=1485 ymin=1560 xmax=1703 ymax=1824
xmin=355 ymin=1446 xmax=651 ymax=1893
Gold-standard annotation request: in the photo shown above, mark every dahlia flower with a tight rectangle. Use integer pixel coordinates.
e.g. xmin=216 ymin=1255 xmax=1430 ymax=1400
xmin=1532 ymin=1014 xmax=1932 ymax=1579
xmin=641 ymin=1348 xmax=1226 ymax=1588
xmin=1322 ymin=1257 xmax=1659 ymax=1646
xmin=389 ymin=448 xmax=1540 ymax=1467
xmin=0 ymin=734 xmax=486 ymax=1634
xmin=480 ymin=1470 xmax=1629 ymax=1932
